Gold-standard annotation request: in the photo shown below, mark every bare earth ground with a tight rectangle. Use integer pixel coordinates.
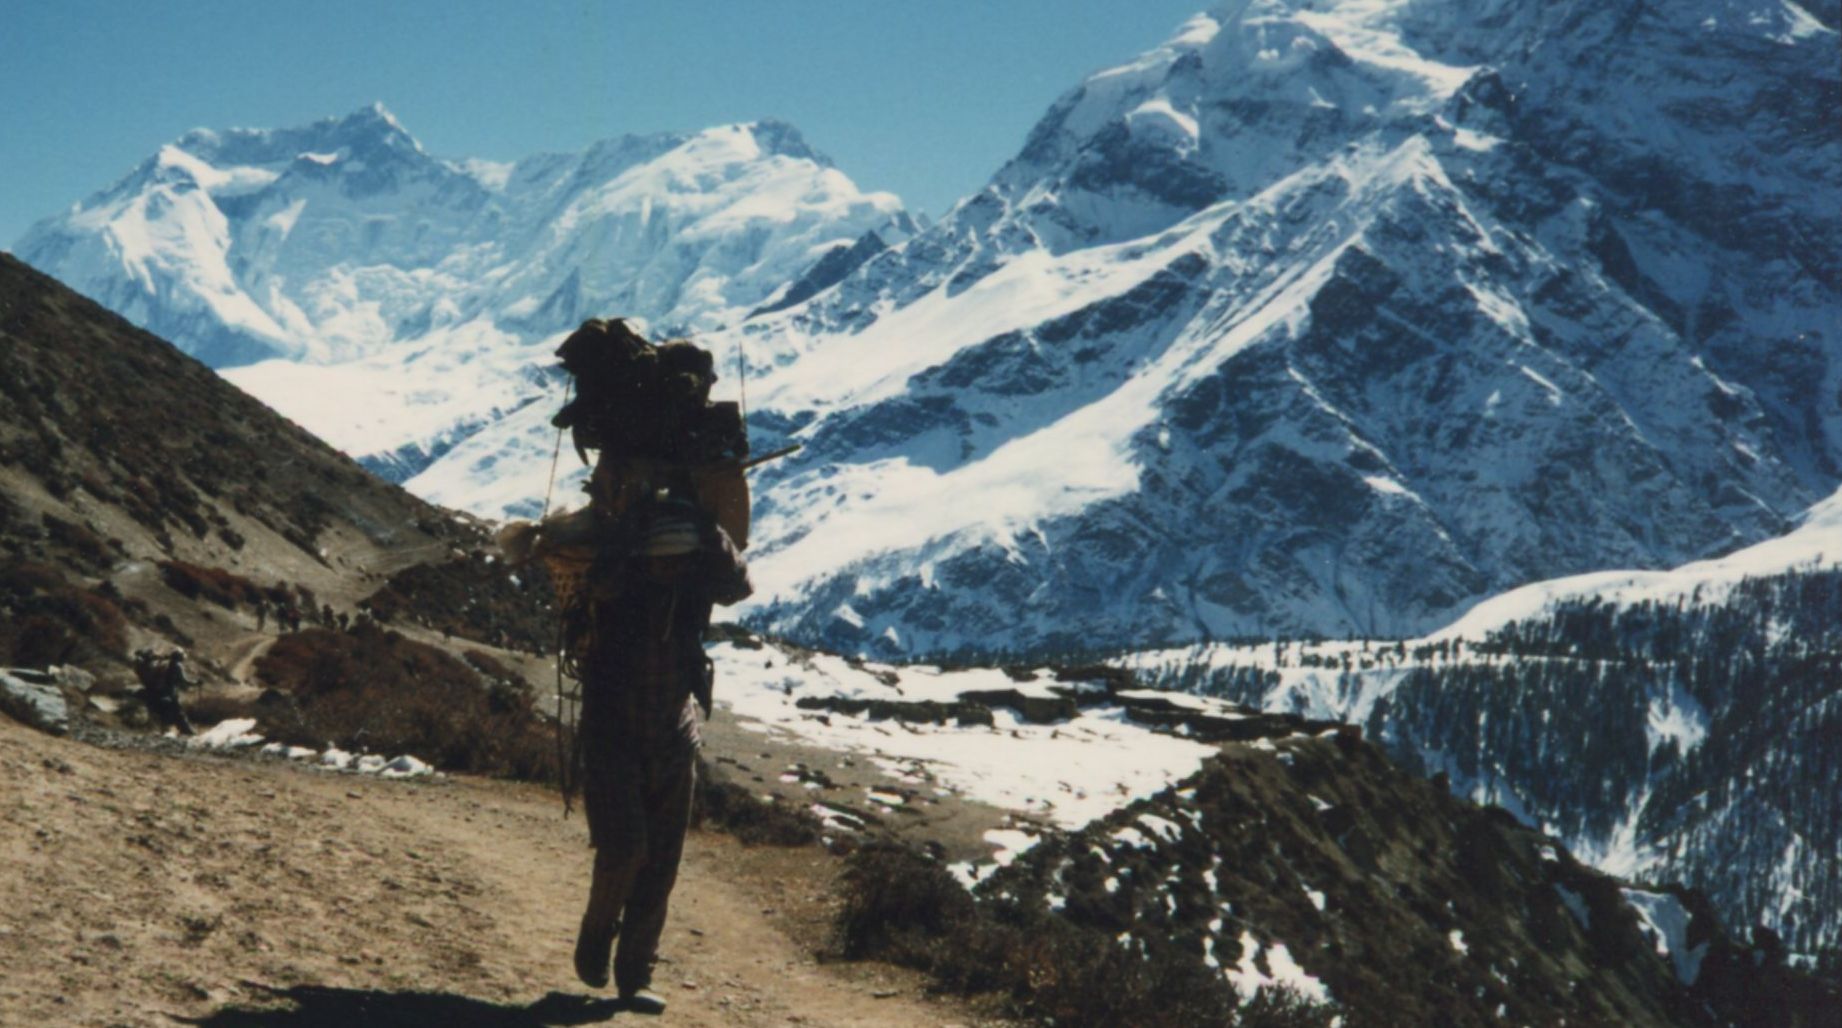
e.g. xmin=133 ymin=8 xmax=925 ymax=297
xmin=0 ymin=718 xmax=997 ymax=1027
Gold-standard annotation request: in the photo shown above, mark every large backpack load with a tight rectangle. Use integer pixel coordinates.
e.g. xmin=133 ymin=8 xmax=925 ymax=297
xmin=495 ymin=318 xmax=758 ymax=813
xmin=551 ymin=318 xmax=751 ymax=549
xmin=500 ymin=319 xmax=753 ymax=637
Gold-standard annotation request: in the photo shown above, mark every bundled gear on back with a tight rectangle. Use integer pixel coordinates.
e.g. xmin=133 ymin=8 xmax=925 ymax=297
xmin=551 ymin=318 xmax=747 ymax=468
xmin=544 ymin=318 xmax=753 ymax=554
xmin=497 ymin=316 xmax=787 ymax=813
xmin=515 ymin=319 xmax=754 ymax=689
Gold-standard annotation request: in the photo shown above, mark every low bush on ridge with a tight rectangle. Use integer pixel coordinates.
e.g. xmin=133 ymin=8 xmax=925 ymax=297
xmin=836 ymin=844 xmax=1338 ymax=1028
xmin=363 ymin=555 xmax=556 ymax=653
xmin=247 ymin=622 xmax=821 ymax=851
xmin=0 ymin=558 xmax=129 ymax=668
xmin=692 ymin=757 xmax=823 ymax=846
xmin=254 ymin=624 xmax=557 ymax=781
xmin=158 ymin=559 xmax=269 ymax=610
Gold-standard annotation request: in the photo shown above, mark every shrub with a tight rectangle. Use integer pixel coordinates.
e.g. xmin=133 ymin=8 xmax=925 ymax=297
xmin=364 ymin=556 xmax=555 ymax=652
xmin=834 ymin=845 xmax=1337 ymax=1028
xmin=692 ymin=758 xmax=823 ymax=846
xmin=41 ymin=514 xmax=114 ymax=571
xmin=254 ymin=625 xmax=558 ymax=781
xmin=158 ymin=560 xmax=265 ymax=610
xmin=186 ymin=692 xmax=259 ymax=725
xmin=0 ymin=559 xmax=129 ymax=668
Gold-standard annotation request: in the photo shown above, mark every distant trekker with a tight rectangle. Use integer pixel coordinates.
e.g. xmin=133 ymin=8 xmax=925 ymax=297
xmin=525 ymin=319 xmax=754 ymax=1014
xmin=135 ymin=648 xmax=195 ymax=736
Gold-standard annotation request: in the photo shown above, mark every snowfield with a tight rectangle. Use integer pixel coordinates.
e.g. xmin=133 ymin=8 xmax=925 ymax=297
xmin=710 ymin=641 xmax=1222 ymax=831
xmin=187 ymin=717 xmax=436 ymax=779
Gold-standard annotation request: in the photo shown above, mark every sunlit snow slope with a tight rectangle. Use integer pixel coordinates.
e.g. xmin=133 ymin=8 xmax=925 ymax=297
xmin=14 ymin=104 xmax=911 ymax=504
xmin=1431 ymin=483 xmax=1842 ymax=640
xmin=716 ymin=0 xmax=1839 ymax=654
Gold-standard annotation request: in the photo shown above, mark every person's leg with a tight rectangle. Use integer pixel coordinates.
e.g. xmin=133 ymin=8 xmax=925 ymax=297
xmin=612 ymin=753 xmax=695 ymax=997
xmin=575 ymin=838 xmax=643 ymax=987
xmin=576 ymin=752 xmax=648 ymax=988
xmin=147 ymin=692 xmax=194 ymax=735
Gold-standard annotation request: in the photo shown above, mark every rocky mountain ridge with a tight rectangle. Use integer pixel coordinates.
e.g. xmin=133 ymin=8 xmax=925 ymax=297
xmin=0 ymin=251 xmax=548 ymax=740
xmin=0 ymin=251 xmax=452 ymax=590
xmin=960 ymin=731 xmax=1832 ymax=1026
xmin=721 ymin=0 xmax=1838 ymax=654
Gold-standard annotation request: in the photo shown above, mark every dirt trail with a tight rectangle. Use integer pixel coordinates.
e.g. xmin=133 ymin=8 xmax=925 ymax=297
xmin=223 ymin=633 xmax=275 ymax=687
xmin=0 ymin=719 xmax=990 ymax=1027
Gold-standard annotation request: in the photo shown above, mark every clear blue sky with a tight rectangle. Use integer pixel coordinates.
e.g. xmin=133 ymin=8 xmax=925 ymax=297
xmin=1 ymin=0 xmax=1211 ymax=247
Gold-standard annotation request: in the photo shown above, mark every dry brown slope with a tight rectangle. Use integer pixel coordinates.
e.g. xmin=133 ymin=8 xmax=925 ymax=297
xmin=0 ymin=252 xmax=474 ymax=683
xmin=0 ymin=718 xmax=991 ymax=1027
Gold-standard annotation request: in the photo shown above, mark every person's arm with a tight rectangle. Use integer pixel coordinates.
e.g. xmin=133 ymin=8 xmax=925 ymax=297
xmin=700 ymin=521 xmax=753 ymax=607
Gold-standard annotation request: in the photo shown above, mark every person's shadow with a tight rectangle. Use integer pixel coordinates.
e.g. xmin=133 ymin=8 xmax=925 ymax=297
xmin=178 ymin=984 xmax=631 ymax=1026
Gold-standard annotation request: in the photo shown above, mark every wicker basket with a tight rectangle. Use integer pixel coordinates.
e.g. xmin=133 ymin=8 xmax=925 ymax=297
xmin=542 ymin=546 xmax=595 ymax=611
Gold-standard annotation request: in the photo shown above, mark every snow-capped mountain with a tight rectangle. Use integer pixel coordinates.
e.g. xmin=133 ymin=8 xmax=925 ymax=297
xmin=1430 ymin=482 xmax=1842 ymax=640
xmin=714 ymin=0 xmax=1838 ymax=655
xmin=15 ymin=2 xmax=1838 ymax=658
xmin=14 ymin=103 xmax=912 ymax=497
xmin=1122 ymin=485 xmax=1842 ymax=960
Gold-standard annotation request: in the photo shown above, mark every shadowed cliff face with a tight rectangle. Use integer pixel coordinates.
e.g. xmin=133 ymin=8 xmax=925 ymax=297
xmin=1127 ymin=559 xmax=1842 ymax=970
xmin=968 ymin=732 xmax=1834 ymax=1027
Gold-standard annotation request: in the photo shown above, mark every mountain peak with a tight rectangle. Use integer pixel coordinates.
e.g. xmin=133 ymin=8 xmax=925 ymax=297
xmin=326 ymin=101 xmax=423 ymax=155
xmin=743 ymin=118 xmax=829 ymax=165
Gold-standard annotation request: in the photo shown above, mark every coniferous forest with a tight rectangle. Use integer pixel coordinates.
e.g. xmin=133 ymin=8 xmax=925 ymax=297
xmin=1145 ymin=569 xmax=1842 ymax=967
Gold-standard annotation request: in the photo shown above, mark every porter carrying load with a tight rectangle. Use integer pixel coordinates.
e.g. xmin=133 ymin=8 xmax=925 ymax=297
xmin=500 ymin=318 xmax=766 ymax=1012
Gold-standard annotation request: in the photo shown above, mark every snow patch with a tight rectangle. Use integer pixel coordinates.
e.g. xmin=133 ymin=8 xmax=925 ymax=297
xmin=1224 ymin=931 xmax=1331 ymax=1005
xmin=1623 ymin=888 xmax=1709 ymax=985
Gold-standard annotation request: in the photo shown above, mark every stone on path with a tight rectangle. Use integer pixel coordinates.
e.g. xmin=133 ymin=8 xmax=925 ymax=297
xmin=0 ymin=668 xmax=71 ymax=736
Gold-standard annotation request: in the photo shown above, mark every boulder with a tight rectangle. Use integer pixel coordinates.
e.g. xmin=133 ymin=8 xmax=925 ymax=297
xmin=0 ymin=668 xmax=72 ymax=736
xmin=50 ymin=665 xmax=96 ymax=693
xmin=957 ymin=688 xmax=1079 ymax=724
